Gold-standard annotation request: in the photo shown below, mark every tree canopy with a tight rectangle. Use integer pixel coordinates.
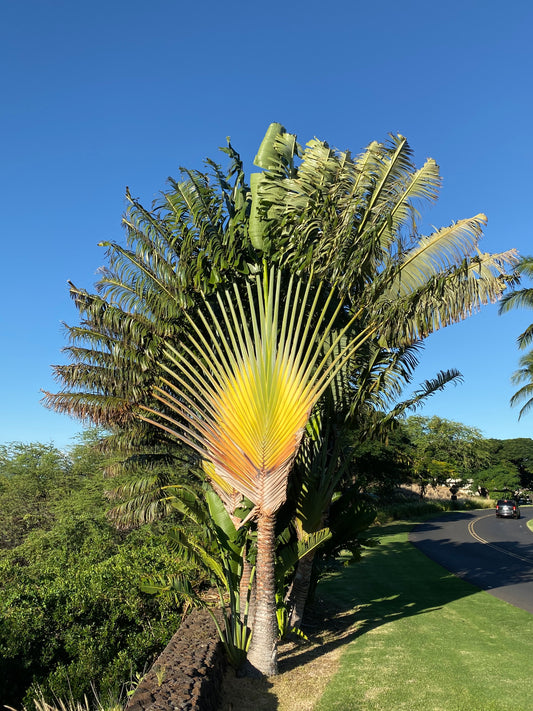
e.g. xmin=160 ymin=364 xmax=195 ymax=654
xmin=0 ymin=434 xmax=198 ymax=707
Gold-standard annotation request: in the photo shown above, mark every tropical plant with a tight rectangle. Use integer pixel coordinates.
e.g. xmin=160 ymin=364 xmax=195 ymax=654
xmin=248 ymin=124 xmax=517 ymax=345
xmin=141 ymin=484 xmax=255 ymax=668
xmin=499 ymin=256 xmax=533 ymax=347
xmin=42 ymin=144 xmax=255 ymax=521
xmin=499 ymin=256 xmax=533 ymax=418
xmin=139 ymin=266 xmax=377 ymax=675
xmin=5 ymin=687 xmax=123 ymax=711
xmin=43 ymin=123 xmax=519 ymax=677
xmin=283 ymin=356 xmax=463 ymax=628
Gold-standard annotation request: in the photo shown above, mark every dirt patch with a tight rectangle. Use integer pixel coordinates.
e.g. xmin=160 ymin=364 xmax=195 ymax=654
xmin=218 ymin=601 xmax=360 ymax=711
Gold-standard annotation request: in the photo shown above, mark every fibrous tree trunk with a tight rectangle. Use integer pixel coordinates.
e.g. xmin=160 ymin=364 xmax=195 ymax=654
xmin=286 ymin=548 xmax=316 ymax=629
xmin=246 ymin=511 xmax=278 ymax=676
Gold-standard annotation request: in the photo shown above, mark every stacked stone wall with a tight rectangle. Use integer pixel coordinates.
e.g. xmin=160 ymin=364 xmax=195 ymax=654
xmin=125 ymin=608 xmax=225 ymax=711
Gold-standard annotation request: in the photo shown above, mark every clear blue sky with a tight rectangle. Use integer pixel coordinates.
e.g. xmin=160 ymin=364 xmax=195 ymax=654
xmin=2 ymin=0 xmax=533 ymax=448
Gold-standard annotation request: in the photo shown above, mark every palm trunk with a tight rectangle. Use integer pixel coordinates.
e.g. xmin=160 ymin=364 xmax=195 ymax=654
xmin=246 ymin=511 xmax=278 ymax=676
xmin=286 ymin=548 xmax=316 ymax=629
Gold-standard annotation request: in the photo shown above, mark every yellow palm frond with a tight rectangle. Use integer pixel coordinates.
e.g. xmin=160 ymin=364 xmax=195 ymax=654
xmin=141 ymin=268 xmax=374 ymax=514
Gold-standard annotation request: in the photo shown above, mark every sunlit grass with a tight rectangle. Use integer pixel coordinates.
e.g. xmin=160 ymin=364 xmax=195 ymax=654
xmin=315 ymin=520 xmax=533 ymax=711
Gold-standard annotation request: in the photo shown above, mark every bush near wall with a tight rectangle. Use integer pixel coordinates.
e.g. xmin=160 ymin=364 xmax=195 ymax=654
xmin=0 ymin=437 xmax=205 ymax=708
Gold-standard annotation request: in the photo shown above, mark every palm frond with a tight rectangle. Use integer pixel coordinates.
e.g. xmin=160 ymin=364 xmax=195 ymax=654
xmin=141 ymin=268 xmax=375 ymax=514
xmin=386 ymin=215 xmax=488 ymax=296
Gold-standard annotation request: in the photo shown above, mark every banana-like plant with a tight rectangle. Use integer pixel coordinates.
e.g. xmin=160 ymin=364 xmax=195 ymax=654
xmin=249 ymin=123 xmax=518 ymax=344
xmin=140 ymin=266 xmax=377 ymax=675
xmin=43 ymin=123 xmax=520 ymax=676
xmin=141 ymin=484 xmax=255 ymax=668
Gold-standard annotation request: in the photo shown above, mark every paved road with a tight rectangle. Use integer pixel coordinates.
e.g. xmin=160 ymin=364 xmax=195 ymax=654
xmin=409 ymin=507 xmax=533 ymax=613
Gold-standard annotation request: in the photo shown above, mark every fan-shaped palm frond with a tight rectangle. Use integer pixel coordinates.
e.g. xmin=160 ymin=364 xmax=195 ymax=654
xmin=141 ymin=267 xmax=374 ymax=515
xmin=139 ymin=266 xmax=378 ymax=676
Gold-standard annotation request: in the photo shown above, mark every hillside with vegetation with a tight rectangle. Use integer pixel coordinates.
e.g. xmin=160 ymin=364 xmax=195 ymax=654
xmin=2 ymin=418 xmax=532 ymax=708
xmin=0 ymin=432 xmax=205 ymax=707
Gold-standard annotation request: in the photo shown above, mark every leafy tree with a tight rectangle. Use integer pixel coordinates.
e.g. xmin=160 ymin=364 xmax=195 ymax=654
xmin=403 ymin=416 xmax=492 ymax=496
xmin=485 ymin=437 xmax=533 ymax=490
xmin=349 ymin=423 xmax=413 ymax=497
xmin=0 ymin=442 xmax=72 ymax=549
xmin=471 ymin=462 xmax=521 ymax=497
xmin=141 ymin=484 xmax=255 ymax=669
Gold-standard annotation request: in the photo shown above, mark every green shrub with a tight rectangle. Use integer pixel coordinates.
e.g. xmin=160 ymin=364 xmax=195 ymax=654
xmin=0 ymin=519 xmax=199 ymax=707
xmin=376 ymin=496 xmax=493 ymax=523
xmin=0 ymin=437 xmax=205 ymax=708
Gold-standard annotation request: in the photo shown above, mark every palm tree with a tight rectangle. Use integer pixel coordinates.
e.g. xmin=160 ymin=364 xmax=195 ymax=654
xmin=499 ymin=256 xmax=533 ymax=419
xmin=139 ymin=266 xmax=377 ymax=675
xmin=508 ymin=351 xmax=533 ymax=420
xmin=44 ymin=123 xmax=518 ymax=674
xmin=43 ymin=145 xmax=255 ymax=519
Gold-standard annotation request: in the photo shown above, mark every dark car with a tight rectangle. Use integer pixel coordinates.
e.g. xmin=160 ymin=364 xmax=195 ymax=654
xmin=496 ymin=499 xmax=520 ymax=519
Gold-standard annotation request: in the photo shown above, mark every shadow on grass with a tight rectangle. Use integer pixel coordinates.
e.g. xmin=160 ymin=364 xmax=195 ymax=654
xmin=222 ymin=513 xmax=523 ymax=708
xmin=279 ymin=516 xmax=485 ymax=675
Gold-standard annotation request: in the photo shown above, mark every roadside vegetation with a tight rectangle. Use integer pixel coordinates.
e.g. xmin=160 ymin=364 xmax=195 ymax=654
xmin=222 ymin=516 xmax=533 ymax=711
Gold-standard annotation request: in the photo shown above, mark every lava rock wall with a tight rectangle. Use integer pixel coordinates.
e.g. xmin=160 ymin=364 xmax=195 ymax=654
xmin=125 ymin=608 xmax=226 ymax=711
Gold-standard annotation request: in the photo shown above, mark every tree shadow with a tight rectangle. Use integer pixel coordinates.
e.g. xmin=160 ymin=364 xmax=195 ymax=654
xmin=221 ymin=512 xmax=530 ymax=707
xmin=218 ymin=669 xmax=278 ymax=711
xmin=279 ymin=517 xmax=491 ymax=674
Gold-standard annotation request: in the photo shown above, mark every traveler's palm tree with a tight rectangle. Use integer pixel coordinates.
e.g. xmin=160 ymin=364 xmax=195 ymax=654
xmin=140 ymin=266 xmax=376 ymax=675
xmin=43 ymin=124 xmax=518 ymax=674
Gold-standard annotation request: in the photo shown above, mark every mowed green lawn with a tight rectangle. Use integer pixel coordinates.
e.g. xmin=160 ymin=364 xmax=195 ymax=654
xmin=314 ymin=520 xmax=533 ymax=711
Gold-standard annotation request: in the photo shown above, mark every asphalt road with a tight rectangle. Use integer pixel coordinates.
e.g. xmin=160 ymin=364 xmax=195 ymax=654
xmin=409 ymin=507 xmax=533 ymax=614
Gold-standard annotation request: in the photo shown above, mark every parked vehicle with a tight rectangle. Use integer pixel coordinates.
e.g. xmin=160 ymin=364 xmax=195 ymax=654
xmin=496 ymin=499 xmax=520 ymax=519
